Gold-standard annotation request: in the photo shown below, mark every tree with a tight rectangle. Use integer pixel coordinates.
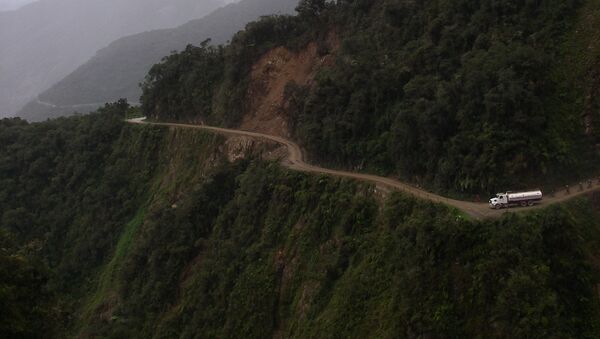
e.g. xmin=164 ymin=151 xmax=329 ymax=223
xmin=296 ymin=0 xmax=328 ymax=17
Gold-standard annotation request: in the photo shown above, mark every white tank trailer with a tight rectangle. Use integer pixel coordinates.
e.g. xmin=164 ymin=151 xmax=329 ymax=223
xmin=489 ymin=190 xmax=543 ymax=209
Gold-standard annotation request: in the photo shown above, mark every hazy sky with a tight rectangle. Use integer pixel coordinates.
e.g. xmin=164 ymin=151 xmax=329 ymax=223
xmin=0 ymin=0 xmax=241 ymax=12
xmin=0 ymin=0 xmax=37 ymax=11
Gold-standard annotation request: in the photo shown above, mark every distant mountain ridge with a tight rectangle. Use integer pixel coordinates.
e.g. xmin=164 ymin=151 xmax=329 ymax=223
xmin=0 ymin=0 xmax=224 ymax=117
xmin=0 ymin=0 xmax=36 ymax=12
xmin=17 ymin=0 xmax=299 ymax=122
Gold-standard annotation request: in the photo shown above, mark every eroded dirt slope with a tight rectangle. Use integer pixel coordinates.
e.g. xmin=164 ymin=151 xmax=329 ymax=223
xmin=240 ymin=33 xmax=339 ymax=138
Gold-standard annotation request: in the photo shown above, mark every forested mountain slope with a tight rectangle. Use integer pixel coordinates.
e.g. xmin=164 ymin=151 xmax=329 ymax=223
xmin=0 ymin=0 xmax=223 ymax=117
xmin=17 ymin=0 xmax=298 ymax=122
xmin=1 ymin=108 xmax=599 ymax=337
xmin=3 ymin=0 xmax=600 ymax=337
xmin=141 ymin=0 xmax=600 ymax=196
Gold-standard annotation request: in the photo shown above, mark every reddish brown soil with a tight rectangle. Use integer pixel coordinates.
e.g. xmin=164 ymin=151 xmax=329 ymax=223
xmin=240 ymin=33 xmax=339 ymax=138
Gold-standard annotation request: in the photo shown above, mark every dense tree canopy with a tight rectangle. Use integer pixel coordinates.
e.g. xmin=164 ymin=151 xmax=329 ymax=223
xmin=0 ymin=229 xmax=56 ymax=337
xmin=288 ymin=0 xmax=596 ymax=194
xmin=141 ymin=0 xmax=599 ymax=195
xmin=141 ymin=41 xmax=225 ymax=122
xmin=2 ymin=103 xmax=599 ymax=338
xmin=4 ymin=0 xmax=600 ymax=337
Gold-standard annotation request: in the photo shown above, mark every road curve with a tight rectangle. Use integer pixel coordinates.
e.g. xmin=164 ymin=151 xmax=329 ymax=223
xmin=127 ymin=118 xmax=600 ymax=220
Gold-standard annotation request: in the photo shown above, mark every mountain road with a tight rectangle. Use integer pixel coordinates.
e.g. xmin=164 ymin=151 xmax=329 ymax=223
xmin=127 ymin=118 xmax=600 ymax=220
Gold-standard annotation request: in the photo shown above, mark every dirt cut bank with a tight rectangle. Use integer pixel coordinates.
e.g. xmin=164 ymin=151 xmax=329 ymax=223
xmin=240 ymin=32 xmax=339 ymax=138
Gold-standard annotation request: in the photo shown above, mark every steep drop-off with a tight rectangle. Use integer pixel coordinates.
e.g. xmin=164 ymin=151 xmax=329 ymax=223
xmin=1 ymin=109 xmax=599 ymax=338
xmin=5 ymin=0 xmax=600 ymax=337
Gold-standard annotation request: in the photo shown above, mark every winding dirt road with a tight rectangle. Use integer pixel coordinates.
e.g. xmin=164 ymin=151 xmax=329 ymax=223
xmin=127 ymin=118 xmax=600 ymax=220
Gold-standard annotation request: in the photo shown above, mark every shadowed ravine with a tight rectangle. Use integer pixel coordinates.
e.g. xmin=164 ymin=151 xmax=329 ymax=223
xmin=127 ymin=118 xmax=600 ymax=220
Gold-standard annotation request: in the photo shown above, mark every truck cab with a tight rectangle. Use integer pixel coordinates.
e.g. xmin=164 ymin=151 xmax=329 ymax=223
xmin=489 ymin=193 xmax=508 ymax=209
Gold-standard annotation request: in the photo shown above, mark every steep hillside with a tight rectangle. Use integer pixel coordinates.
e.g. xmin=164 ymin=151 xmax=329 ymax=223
xmin=17 ymin=0 xmax=299 ymax=122
xmin=0 ymin=110 xmax=599 ymax=337
xmin=141 ymin=0 xmax=600 ymax=196
xmin=3 ymin=0 xmax=600 ymax=337
xmin=0 ymin=0 xmax=223 ymax=117
xmin=559 ymin=0 xmax=600 ymax=142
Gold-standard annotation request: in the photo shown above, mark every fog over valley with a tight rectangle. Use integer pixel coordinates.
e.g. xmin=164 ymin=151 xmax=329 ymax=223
xmin=0 ymin=0 xmax=230 ymax=117
xmin=16 ymin=0 xmax=297 ymax=121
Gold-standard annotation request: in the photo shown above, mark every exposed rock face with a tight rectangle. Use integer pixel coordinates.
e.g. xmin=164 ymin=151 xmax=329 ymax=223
xmin=223 ymin=135 xmax=284 ymax=163
xmin=240 ymin=32 xmax=339 ymax=138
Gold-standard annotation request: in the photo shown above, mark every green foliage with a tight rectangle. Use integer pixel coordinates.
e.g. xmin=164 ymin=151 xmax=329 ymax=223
xmin=81 ymin=160 xmax=600 ymax=338
xmin=0 ymin=229 xmax=57 ymax=338
xmin=141 ymin=0 xmax=599 ymax=194
xmin=5 ymin=0 xmax=600 ymax=336
xmin=141 ymin=41 xmax=225 ymax=122
xmin=0 ymin=102 xmax=166 ymax=332
xmin=141 ymin=10 xmax=324 ymax=126
xmin=296 ymin=0 xmax=332 ymax=18
xmin=289 ymin=0 xmax=597 ymax=194
xmin=1 ymin=111 xmax=599 ymax=337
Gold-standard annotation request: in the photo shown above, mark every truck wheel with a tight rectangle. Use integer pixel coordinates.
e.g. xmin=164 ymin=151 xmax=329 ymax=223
xmin=520 ymin=201 xmax=527 ymax=207
xmin=527 ymin=201 xmax=534 ymax=206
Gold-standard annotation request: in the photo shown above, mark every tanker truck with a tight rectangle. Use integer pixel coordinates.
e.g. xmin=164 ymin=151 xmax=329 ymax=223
xmin=489 ymin=190 xmax=543 ymax=209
